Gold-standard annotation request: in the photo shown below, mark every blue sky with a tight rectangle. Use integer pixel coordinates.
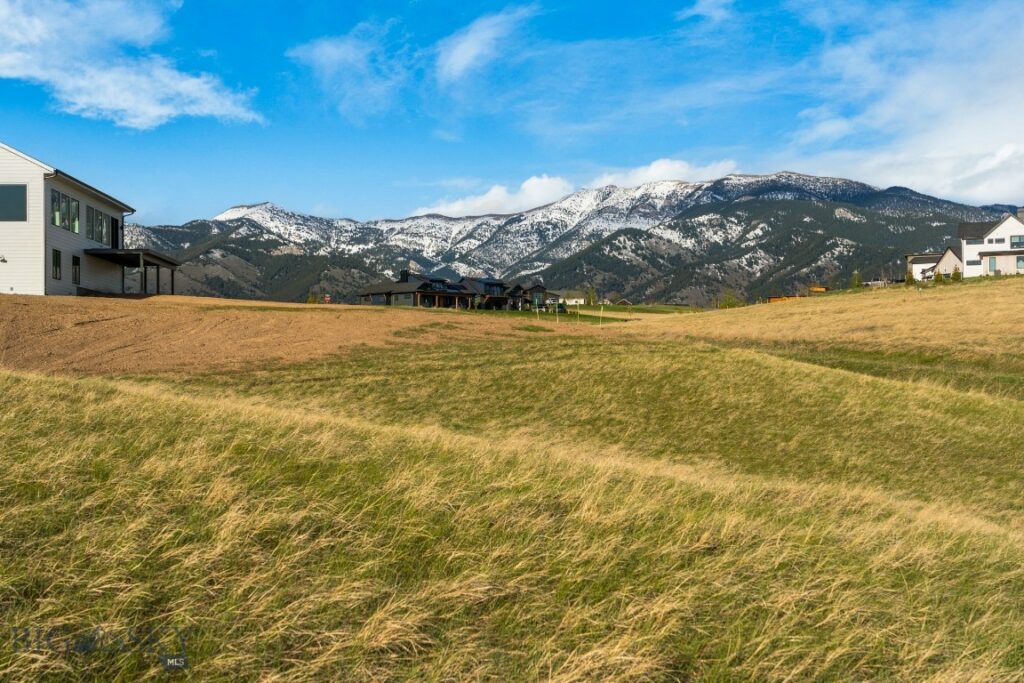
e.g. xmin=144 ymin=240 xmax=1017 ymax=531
xmin=1 ymin=0 xmax=1021 ymax=224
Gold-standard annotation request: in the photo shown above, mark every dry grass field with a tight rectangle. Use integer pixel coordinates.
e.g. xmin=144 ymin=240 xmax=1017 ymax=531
xmin=3 ymin=280 xmax=1024 ymax=680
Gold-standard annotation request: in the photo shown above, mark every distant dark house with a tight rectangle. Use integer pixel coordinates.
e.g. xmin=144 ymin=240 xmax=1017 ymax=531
xmin=358 ymin=271 xmax=557 ymax=310
xmin=359 ymin=270 xmax=513 ymax=309
xmin=458 ymin=276 xmax=509 ymax=309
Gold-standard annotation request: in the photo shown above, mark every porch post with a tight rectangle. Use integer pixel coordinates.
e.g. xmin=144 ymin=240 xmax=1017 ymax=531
xmin=171 ymin=269 xmax=175 ymax=295
xmin=121 ymin=266 xmax=125 ymax=294
xmin=139 ymin=253 xmax=145 ymax=295
xmin=155 ymin=265 xmax=161 ymax=295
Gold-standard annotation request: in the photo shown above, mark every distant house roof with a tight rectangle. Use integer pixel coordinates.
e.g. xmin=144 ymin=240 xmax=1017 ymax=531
xmin=957 ymin=220 xmax=1000 ymax=240
xmin=458 ymin=276 xmax=508 ymax=296
xmin=905 ymin=252 xmax=942 ymax=264
xmin=943 ymin=245 xmax=963 ymax=261
xmin=360 ymin=280 xmax=398 ymax=295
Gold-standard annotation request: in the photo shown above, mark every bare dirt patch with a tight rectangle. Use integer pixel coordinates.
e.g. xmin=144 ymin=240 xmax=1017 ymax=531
xmin=0 ymin=295 xmax=590 ymax=375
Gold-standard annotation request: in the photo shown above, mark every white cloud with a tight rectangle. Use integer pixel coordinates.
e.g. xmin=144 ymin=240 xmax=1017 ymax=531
xmin=675 ymin=0 xmax=735 ymax=23
xmin=785 ymin=0 xmax=1024 ymax=203
xmin=589 ymin=158 xmax=738 ymax=187
xmin=288 ymin=22 xmax=407 ymax=123
xmin=436 ymin=5 xmax=537 ymax=84
xmin=414 ymin=175 xmax=573 ymax=217
xmin=0 ymin=0 xmax=260 ymax=129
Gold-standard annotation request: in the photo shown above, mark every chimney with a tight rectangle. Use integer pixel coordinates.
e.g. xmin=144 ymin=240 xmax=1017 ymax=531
xmin=398 ymin=269 xmax=410 ymax=283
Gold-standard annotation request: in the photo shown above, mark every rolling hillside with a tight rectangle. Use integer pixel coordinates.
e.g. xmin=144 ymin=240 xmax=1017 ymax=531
xmin=3 ymin=280 xmax=1024 ymax=679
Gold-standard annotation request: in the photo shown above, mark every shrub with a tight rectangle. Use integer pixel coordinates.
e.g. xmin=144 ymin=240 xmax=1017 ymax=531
xmin=849 ymin=270 xmax=863 ymax=289
xmin=951 ymin=265 xmax=963 ymax=282
xmin=718 ymin=289 xmax=744 ymax=309
xmin=905 ymin=269 xmax=916 ymax=287
xmin=933 ymin=271 xmax=945 ymax=285
xmin=306 ymin=292 xmax=317 ymax=304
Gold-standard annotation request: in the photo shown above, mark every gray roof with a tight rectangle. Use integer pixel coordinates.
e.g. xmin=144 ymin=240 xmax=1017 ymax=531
xmin=957 ymin=221 xmax=999 ymax=240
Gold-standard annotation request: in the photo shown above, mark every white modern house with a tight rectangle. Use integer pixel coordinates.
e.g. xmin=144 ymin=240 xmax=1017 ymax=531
xmin=906 ymin=210 xmax=1024 ymax=280
xmin=957 ymin=211 xmax=1024 ymax=278
xmin=0 ymin=141 xmax=179 ymax=296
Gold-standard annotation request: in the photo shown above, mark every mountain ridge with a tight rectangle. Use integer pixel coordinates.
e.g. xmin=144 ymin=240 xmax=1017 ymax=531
xmin=127 ymin=172 xmax=1009 ymax=304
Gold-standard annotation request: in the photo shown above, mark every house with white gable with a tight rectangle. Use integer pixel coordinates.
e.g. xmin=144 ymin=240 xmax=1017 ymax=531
xmin=0 ymin=141 xmax=180 ymax=297
xmin=957 ymin=210 xmax=1024 ymax=278
xmin=905 ymin=210 xmax=1024 ymax=280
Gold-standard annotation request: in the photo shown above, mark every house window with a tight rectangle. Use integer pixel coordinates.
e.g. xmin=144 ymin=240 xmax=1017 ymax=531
xmin=993 ymin=238 xmax=1006 ymax=244
xmin=0 ymin=185 xmax=27 ymax=221
xmin=1011 ymin=236 xmax=1024 ymax=249
xmin=86 ymin=207 xmax=112 ymax=245
xmin=49 ymin=189 xmax=80 ymax=231
xmin=989 ymin=256 xmax=998 ymax=273
xmin=52 ymin=249 xmax=62 ymax=280
xmin=966 ymin=259 xmax=982 ymax=266
xmin=1018 ymin=256 xmax=1024 ymax=271
xmin=51 ymin=190 xmax=62 ymax=227
xmin=966 ymin=239 xmax=984 ymax=246
xmin=72 ymin=255 xmax=81 ymax=285
xmin=60 ymin=194 xmax=70 ymax=230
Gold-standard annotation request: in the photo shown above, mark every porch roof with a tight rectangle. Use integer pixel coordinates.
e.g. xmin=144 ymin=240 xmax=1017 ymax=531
xmin=84 ymin=248 xmax=181 ymax=269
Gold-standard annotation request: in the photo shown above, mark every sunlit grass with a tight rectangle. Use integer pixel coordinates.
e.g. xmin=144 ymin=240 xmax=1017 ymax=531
xmin=5 ymin=278 xmax=1024 ymax=679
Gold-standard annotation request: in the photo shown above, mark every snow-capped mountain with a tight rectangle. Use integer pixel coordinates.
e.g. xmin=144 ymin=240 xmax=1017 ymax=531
xmin=128 ymin=172 xmax=1007 ymax=304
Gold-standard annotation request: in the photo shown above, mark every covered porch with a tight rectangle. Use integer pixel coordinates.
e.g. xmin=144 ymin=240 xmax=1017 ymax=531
xmin=415 ymin=291 xmax=474 ymax=308
xmin=84 ymin=249 xmax=182 ymax=295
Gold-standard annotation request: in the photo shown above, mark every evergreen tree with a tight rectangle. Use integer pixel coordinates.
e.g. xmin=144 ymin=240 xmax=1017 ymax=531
xmin=905 ymin=269 xmax=916 ymax=287
xmin=951 ymin=265 xmax=962 ymax=282
xmin=933 ymin=270 xmax=945 ymax=285
xmin=849 ymin=270 xmax=863 ymax=290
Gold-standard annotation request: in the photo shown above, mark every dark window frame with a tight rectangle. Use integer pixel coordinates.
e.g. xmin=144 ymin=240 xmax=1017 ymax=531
xmin=52 ymin=249 xmax=62 ymax=280
xmin=72 ymin=255 xmax=81 ymax=285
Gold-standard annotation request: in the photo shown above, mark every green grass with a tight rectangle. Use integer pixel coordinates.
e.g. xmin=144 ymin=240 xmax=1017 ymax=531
xmin=6 ymin=288 xmax=1024 ymax=680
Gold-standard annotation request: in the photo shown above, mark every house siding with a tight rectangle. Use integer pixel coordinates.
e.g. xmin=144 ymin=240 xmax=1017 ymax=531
xmin=934 ymin=250 xmax=962 ymax=277
xmin=908 ymin=258 xmax=940 ymax=281
xmin=981 ymin=253 xmax=1024 ymax=276
xmin=44 ymin=177 xmax=125 ymax=295
xmin=0 ymin=148 xmax=45 ymax=295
